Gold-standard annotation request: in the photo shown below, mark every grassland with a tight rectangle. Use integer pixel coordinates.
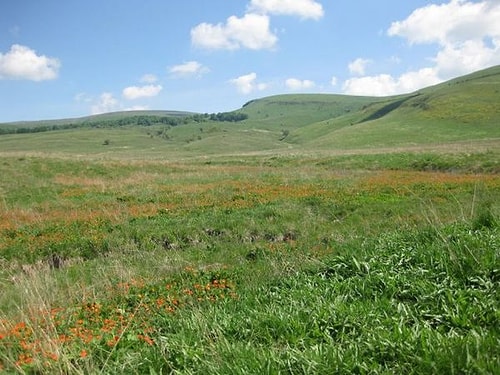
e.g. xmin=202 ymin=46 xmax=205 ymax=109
xmin=0 ymin=151 xmax=498 ymax=374
xmin=0 ymin=66 xmax=499 ymax=374
xmin=2 ymin=66 xmax=499 ymax=159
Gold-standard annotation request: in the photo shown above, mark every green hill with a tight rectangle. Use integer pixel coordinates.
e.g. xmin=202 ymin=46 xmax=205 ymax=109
xmin=239 ymin=94 xmax=375 ymax=129
xmin=2 ymin=110 xmax=195 ymax=127
xmin=242 ymin=65 xmax=500 ymax=150
xmin=0 ymin=66 xmax=499 ymax=158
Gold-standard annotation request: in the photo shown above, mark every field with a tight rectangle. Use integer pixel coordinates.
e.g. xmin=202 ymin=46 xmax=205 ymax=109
xmin=0 ymin=150 xmax=498 ymax=374
xmin=0 ymin=66 xmax=499 ymax=373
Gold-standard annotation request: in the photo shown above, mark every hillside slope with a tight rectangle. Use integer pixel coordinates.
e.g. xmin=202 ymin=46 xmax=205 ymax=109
xmin=239 ymin=94 xmax=377 ymax=129
xmin=285 ymin=65 xmax=500 ymax=149
xmin=0 ymin=66 xmax=499 ymax=157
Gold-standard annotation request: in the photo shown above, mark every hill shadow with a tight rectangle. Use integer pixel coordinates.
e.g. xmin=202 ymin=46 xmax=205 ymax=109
xmin=358 ymin=93 xmax=421 ymax=123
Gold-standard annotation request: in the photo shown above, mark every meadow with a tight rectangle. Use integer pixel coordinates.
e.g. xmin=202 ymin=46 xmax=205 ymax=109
xmin=1 ymin=66 xmax=499 ymax=373
xmin=0 ymin=149 xmax=498 ymax=374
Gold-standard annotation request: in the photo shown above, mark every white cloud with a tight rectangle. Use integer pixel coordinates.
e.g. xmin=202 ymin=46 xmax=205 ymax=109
xmin=330 ymin=76 xmax=338 ymax=86
xmin=343 ymin=75 xmax=396 ymax=97
xmin=433 ymin=38 xmax=500 ymax=78
xmin=343 ymin=68 xmax=441 ymax=96
xmin=169 ymin=61 xmax=209 ymax=78
xmin=348 ymin=58 xmax=371 ymax=76
xmin=388 ymin=0 xmax=500 ymax=46
xmin=122 ymin=84 xmax=162 ymax=100
xmin=230 ymin=72 xmax=268 ymax=94
xmin=0 ymin=44 xmax=60 ymax=81
xmin=248 ymin=0 xmax=324 ymax=20
xmin=91 ymin=93 xmax=120 ymax=115
xmin=191 ymin=13 xmax=278 ymax=50
xmin=388 ymin=0 xmax=500 ymax=78
xmin=285 ymin=78 xmax=315 ymax=90
xmin=397 ymin=68 xmax=442 ymax=92
xmin=343 ymin=0 xmax=500 ymax=96
xmin=140 ymin=74 xmax=158 ymax=83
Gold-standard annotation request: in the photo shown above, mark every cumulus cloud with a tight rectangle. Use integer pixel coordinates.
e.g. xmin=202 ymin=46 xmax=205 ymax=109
xmin=348 ymin=58 xmax=371 ymax=76
xmin=91 ymin=93 xmax=120 ymax=115
xmin=330 ymin=76 xmax=338 ymax=86
xmin=169 ymin=61 xmax=209 ymax=78
xmin=388 ymin=0 xmax=500 ymax=45
xmin=343 ymin=0 xmax=500 ymax=96
xmin=191 ymin=13 xmax=278 ymax=50
xmin=434 ymin=39 xmax=500 ymax=77
xmin=248 ymin=0 xmax=324 ymax=20
xmin=343 ymin=68 xmax=441 ymax=96
xmin=122 ymin=84 xmax=162 ymax=100
xmin=0 ymin=44 xmax=60 ymax=81
xmin=191 ymin=0 xmax=323 ymax=50
xmin=285 ymin=78 xmax=315 ymax=90
xmin=388 ymin=0 xmax=500 ymax=78
xmin=230 ymin=72 xmax=268 ymax=94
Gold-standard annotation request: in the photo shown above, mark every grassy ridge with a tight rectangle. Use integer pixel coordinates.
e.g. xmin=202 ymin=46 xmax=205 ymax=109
xmin=240 ymin=94 xmax=376 ymax=129
xmin=288 ymin=66 xmax=500 ymax=149
xmin=0 ymin=110 xmax=195 ymax=128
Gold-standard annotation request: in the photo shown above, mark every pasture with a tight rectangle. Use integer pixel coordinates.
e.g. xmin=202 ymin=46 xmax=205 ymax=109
xmin=1 ymin=65 xmax=499 ymax=373
xmin=0 ymin=150 xmax=498 ymax=374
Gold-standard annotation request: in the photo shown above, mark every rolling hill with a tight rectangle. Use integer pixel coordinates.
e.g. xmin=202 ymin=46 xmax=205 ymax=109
xmin=240 ymin=65 xmax=500 ymax=150
xmin=0 ymin=65 xmax=499 ymax=158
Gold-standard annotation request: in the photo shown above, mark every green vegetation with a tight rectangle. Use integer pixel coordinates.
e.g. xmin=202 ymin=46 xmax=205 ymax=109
xmin=0 ymin=153 xmax=498 ymax=374
xmin=2 ymin=66 xmax=499 ymax=158
xmin=0 ymin=66 xmax=499 ymax=373
xmin=0 ymin=111 xmax=248 ymax=136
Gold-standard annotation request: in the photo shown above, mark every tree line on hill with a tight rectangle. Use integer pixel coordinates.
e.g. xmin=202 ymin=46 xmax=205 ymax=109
xmin=0 ymin=112 xmax=248 ymax=135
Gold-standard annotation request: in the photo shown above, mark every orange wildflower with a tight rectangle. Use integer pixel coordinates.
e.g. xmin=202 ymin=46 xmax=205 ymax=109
xmin=16 ymin=353 xmax=33 ymax=366
xmin=107 ymin=336 xmax=119 ymax=347
xmin=20 ymin=340 xmax=32 ymax=350
xmin=58 ymin=334 xmax=71 ymax=343
xmin=11 ymin=321 xmax=29 ymax=337
xmin=47 ymin=352 xmax=59 ymax=361
xmin=137 ymin=334 xmax=154 ymax=346
xmin=80 ymin=349 xmax=88 ymax=358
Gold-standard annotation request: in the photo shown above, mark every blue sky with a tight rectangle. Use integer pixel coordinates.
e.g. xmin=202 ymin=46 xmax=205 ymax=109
xmin=1 ymin=0 xmax=499 ymax=122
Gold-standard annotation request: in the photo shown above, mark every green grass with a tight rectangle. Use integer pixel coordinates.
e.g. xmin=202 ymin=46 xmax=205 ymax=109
xmin=269 ymin=66 xmax=500 ymax=150
xmin=2 ymin=66 xmax=499 ymax=159
xmin=0 ymin=151 xmax=499 ymax=374
xmin=0 ymin=66 xmax=499 ymax=373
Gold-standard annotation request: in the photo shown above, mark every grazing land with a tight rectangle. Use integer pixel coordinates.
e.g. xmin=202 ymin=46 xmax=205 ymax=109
xmin=0 ymin=66 xmax=499 ymax=374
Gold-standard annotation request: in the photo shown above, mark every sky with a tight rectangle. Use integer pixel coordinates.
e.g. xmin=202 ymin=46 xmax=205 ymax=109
xmin=1 ymin=0 xmax=500 ymax=122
